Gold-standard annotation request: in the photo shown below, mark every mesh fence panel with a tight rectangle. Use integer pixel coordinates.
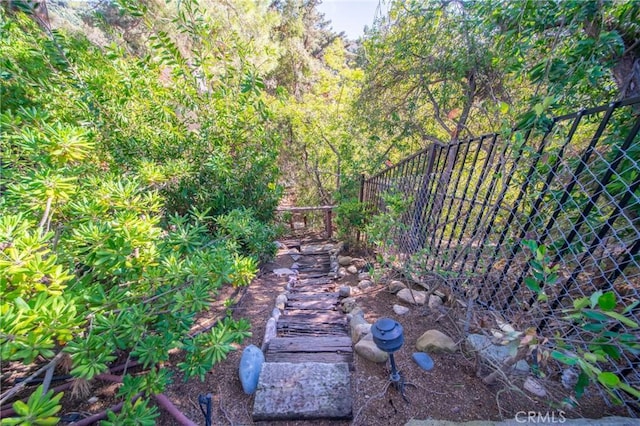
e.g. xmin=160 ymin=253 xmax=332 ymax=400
xmin=361 ymin=98 xmax=640 ymax=414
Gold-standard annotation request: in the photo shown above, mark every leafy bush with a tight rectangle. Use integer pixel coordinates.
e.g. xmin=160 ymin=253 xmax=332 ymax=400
xmin=0 ymin=4 xmax=279 ymax=421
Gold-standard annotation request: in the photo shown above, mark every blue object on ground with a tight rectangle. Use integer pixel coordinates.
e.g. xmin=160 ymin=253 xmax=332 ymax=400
xmin=239 ymin=344 xmax=265 ymax=394
xmin=412 ymin=352 xmax=434 ymax=371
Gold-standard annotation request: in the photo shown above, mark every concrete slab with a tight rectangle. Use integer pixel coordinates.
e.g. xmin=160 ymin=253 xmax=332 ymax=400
xmin=405 ymin=416 xmax=640 ymax=426
xmin=252 ymin=362 xmax=352 ymax=421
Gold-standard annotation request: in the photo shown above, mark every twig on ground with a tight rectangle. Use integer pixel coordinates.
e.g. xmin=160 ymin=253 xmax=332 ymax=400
xmin=217 ymin=385 xmax=235 ymax=426
xmin=352 ymin=381 xmax=392 ymax=426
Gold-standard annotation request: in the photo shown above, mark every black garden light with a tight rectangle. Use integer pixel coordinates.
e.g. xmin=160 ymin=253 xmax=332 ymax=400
xmin=371 ymin=318 xmax=414 ymax=401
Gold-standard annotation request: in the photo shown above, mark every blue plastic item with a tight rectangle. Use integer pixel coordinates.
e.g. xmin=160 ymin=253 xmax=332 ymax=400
xmin=371 ymin=318 xmax=404 ymax=353
xmin=412 ymin=352 xmax=434 ymax=371
xmin=239 ymin=344 xmax=264 ymax=394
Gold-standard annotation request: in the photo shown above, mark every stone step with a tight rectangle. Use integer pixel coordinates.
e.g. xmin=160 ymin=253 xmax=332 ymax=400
xmin=252 ymin=362 xmax=352 ymax=421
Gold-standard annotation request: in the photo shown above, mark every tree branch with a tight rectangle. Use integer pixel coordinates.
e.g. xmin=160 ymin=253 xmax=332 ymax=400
xmin=0 ymin=351 xmax=65 ymax=405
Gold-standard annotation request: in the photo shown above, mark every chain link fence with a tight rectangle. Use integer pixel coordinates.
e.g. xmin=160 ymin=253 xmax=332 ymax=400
xmin=361 ymin=97 xmax=640 ymax=415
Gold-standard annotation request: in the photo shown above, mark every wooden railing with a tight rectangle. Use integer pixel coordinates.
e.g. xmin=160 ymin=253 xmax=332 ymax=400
xmin=276 ymin=206 xmax=336 ymax=238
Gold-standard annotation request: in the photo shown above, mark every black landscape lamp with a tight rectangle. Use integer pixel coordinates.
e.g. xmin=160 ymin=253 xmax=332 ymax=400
xmin=371 ymin=318 xmax=414 ymax=401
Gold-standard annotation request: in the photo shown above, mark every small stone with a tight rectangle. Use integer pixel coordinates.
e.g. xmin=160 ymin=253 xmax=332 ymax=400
xmin=352 ymin=323 xmax=372 ymax=343
xmin=451 ymin=406 xmax=460 ymax=414
xmin=412 ymin=352 xmax=435 ymax=371
xmin=393 ymin=304 xmax=410 ymax=315
xmin=262 ymin=318 xmax=277 ymax=350
xmin=388 ymin=280 xmax=407 ymax=293
xmin=358 ymin=280 xmax=373 ymax=290
xmin=355 ymin=339 xmax=389 ymax=363
xmin=339 ymin=286 xmax=351 ymax=298
xmin=271 ymin=308 xmax=281 ymax=321
xmin=416 ymin=329 xmax=457 ymax=353
xmin=349 ymin=313 xmax=368 ymax=340
xmin=87 ymin=396 xmax=99 ymax=404
xmin=397 ymin=288 xmax=427 ymax=305
xmin=347 ymin=265 xmax=358 ymax=274
xmin=342 ymin=297 xmax=357 ymax=313
xmin=338 ymin=256 xmax=353 ymax=266
xmin=273 ymin=268 xmax=296 ymax=276
xmin=338 ymin=267 xmax=348 ymax=277
xmin=350 ymin=307 xmax=364 ymax=318
xmin=524 ymin=376 xmax=547 ymax=397
xmin=428 ymin=294 xmax=443 ymax=309
xmin=358 ymin=272 xmax=371 ymax=281
xmin=561 ymin=368 xmax=579 ymax=390
xmin=275 ymin=294 xmax=287 ymax=310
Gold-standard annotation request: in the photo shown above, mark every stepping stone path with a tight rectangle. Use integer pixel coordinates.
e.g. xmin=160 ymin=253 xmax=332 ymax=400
xmin=253 ymin=239 xmax=353 ymax=421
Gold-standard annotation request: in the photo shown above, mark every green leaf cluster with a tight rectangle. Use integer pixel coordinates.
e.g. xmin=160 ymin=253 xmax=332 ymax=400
xmin=0 ymin=2 xmax=282 ymax=420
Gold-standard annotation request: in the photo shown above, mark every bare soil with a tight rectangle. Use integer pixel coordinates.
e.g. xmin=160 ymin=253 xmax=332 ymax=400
xmin=2 ymin=240 xmax=629 ymax=425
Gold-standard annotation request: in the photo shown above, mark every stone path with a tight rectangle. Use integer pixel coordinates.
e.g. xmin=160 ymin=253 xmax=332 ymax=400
xmin=252 ymin=239 xmax=353 ymax=421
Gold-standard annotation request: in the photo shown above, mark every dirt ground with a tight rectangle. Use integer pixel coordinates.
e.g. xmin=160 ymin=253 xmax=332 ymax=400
xmin=2 ymin=240 xmax=631 ymax=425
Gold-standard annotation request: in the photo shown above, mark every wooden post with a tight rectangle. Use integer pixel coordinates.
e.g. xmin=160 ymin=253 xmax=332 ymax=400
xmin=325 ymin=209 xmax=333 ymax=239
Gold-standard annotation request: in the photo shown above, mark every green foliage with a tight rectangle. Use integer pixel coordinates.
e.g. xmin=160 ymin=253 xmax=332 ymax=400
xmin=335 ymin=198 xmax=369 ymax=244
xmin=102 ymin=398 xmax=159 ymax=426
xmin=522 ymin=239 xmax=559 ymax=302
xmin=364 ymin=191 xmax=413 ymax=252
xmin=215 ymin=208 xmax=277 ymax=262
xmin=0 ymin=385 xmax=63 ymax=426
xmin=0 ymin=2 xmax=280 ymax=419
xmin=521 ymin=241 xmax=640 ymax=404
xmin=556 ymin=291 xmax=640 ymax=403
xmin=178 ymin=317 xmax=251 ymax=381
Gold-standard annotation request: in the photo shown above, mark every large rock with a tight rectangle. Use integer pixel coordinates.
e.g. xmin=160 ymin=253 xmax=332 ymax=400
xmin=416 ymin=330 xmax=457 ymax=353
xmin=355 ymin=337 xmax=389 ymax=363
xmin=253 ymin=362 xmax=352 ymax=420
xmin=397 ymin=288 xmax=427 ymax=305
xmin=239 ymin=345 xmax=265 ymax=394
xmin=466 ymin=334 xmax=529 ymax=373
xmin=338 ymin=256 xmax=353 ymax=266
xmin=388 ymin=280 xmax=407 ymax=293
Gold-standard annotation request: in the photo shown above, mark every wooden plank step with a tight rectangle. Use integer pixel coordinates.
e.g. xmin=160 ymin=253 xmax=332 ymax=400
xmin=266 ymin=336 xmax=352 ymax=353
xmin=291 ymin=286 xmax=338 ymax=294
xmin=264 ymin=352 xmax=353 ymax=366
xmin=277 ymin=329 xmax=348 ymax=337
xmin=287 ymin=293 xmax=339 ymax=301
xmin=277 ymin=321 xmax=348 ymax=334
xmin=297 ymin=265 xmax=331 ymax=273
xmin=286 ymin=300 xmax=339 ymax=310
xmin=281 ymin=310 xmax=345 ymax=320
xmin=296 ymin=277 xmax=333 ymax=285
xmin=296 ymin=272 xmax=329 ymax=279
